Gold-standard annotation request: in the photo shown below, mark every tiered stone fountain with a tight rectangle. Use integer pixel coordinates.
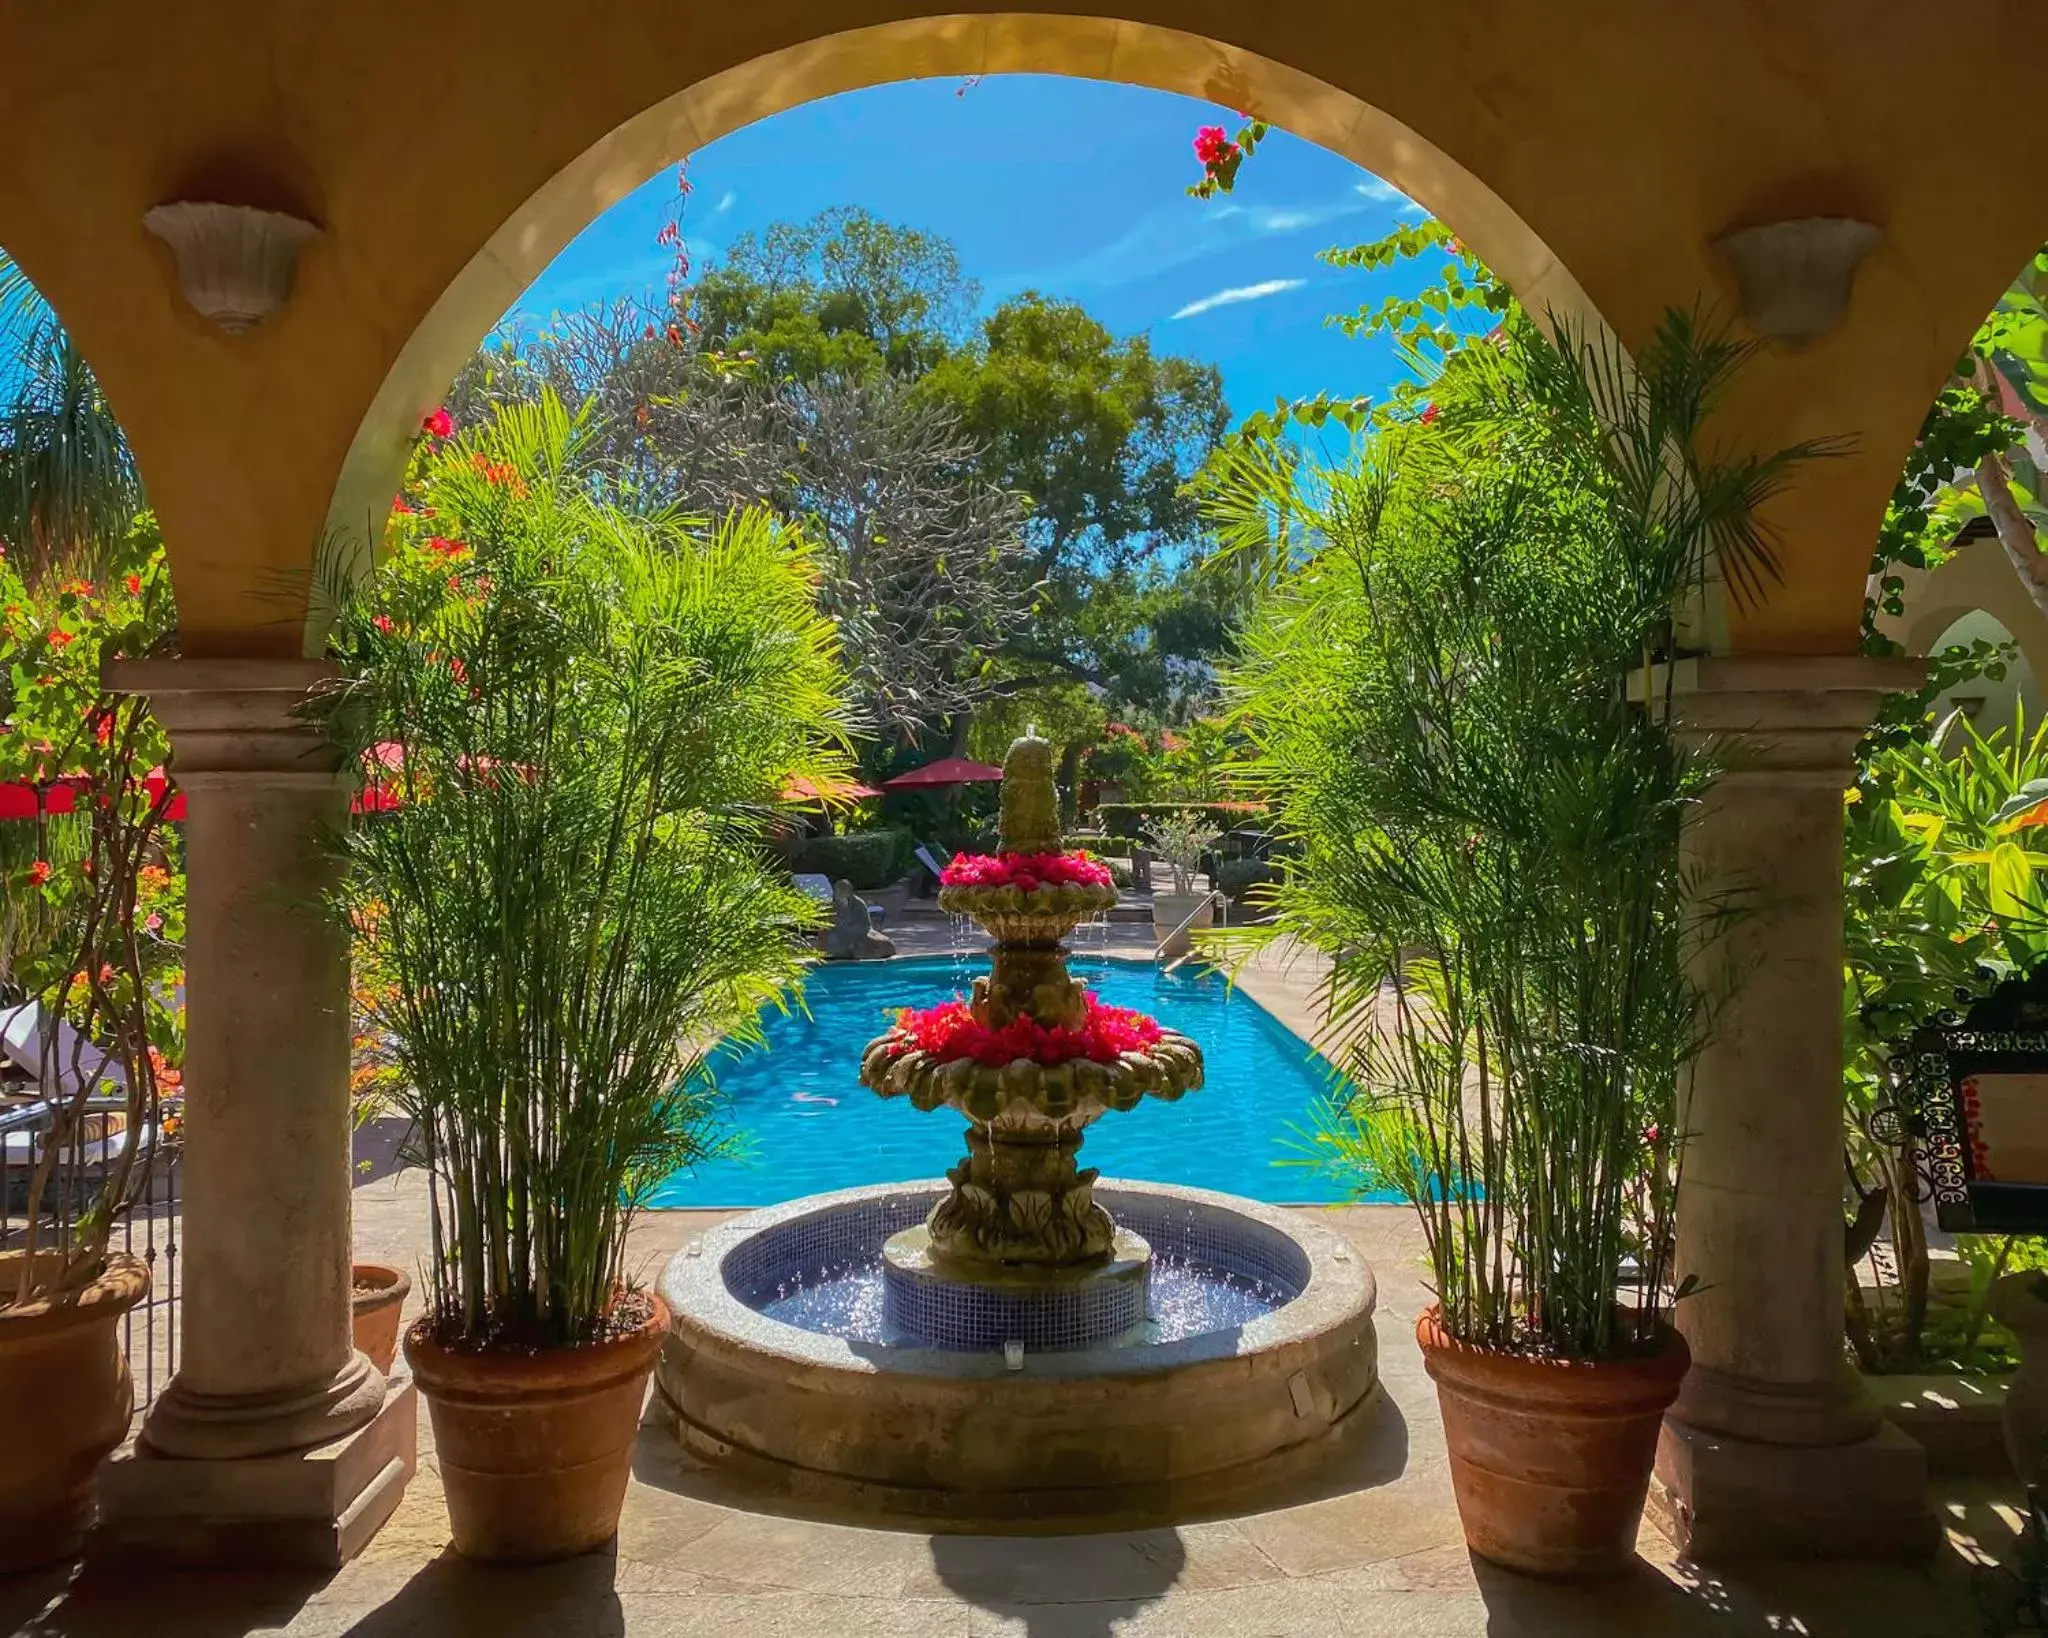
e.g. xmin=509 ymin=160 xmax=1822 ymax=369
xmin=655 ymin=734 xmax=1380 ymax=1526
xmin=860 ymin=733 xmax=1203 ymax=1349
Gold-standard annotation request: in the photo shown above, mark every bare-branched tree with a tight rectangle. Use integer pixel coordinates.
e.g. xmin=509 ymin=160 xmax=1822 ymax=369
xmin=451 ymin=304 xmax=1038 ymax=747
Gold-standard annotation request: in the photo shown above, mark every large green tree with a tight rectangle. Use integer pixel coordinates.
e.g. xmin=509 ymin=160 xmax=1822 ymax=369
xmin=691 ymin=207 xmax=976 ymax=381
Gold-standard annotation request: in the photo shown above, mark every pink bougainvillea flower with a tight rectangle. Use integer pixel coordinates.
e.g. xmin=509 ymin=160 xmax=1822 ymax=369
xmin=939 ymin=850 xmax=1114 ymax=891
xmin=372 ymin=613 xmax=397 ymax=634
xmin=882 ymin=992 xmax=1163 ymax=1068
xmin=421 ymin=407 xmax=455 ymax=439
xmin=27 ymin=860 xmax=51 ymax=887
xmin=1193 ymin=126 xmax=1235 ymax=170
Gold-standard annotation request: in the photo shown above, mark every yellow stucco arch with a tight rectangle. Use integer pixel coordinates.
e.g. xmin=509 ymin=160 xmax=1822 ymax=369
xmin=3 ymin=2 xmax=2045 ymax=658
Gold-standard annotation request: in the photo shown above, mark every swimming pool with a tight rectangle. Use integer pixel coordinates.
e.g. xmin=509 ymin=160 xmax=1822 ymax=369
xmin=649 ymin=954 xmax=1372 ymax=1207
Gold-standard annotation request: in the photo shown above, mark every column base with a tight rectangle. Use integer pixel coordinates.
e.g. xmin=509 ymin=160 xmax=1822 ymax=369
xmin=1670 ymin=1359 xmax=1882 ymax=1447
xmin=140 ymin=1350 xmax=386 ymax=1460
xmin=96 ymin=1378 xmax=416 ymax=1569
xmin=1648 ymin=1413 xmax=1932 ymax=1562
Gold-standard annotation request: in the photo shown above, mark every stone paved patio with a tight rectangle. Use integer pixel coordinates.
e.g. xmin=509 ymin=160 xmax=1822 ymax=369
xmin=1 ymin=942 xmax=2033 ymax=1635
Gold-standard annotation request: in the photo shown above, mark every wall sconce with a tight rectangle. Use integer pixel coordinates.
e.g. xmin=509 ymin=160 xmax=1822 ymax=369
xmin=1714 ymin=217 xmax=1882 ymax=345
xmin=144 ymin=201 xmax=320 ymax=335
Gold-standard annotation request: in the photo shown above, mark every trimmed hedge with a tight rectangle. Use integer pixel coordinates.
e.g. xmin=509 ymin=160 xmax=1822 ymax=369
xmin=785 ymin=828 xmax=913 ymax=892
xmin=1092 ymin=801 xmax=1267 ymax=842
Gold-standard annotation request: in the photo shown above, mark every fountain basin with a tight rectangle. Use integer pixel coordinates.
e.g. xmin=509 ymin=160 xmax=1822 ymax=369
xmin=654 ymin=1179 xmax=1379 ymax=1529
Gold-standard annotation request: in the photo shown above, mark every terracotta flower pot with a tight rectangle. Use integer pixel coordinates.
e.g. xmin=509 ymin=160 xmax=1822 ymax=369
xmin=404 ymin=1292 xmax=669 ymax=1561
xmin=1417 ymin=1306 xmax=1689 ymax=1579
xmin=350 ymin=1262 xmax=411 ymax=1375
xmin=0 ymin=1250 xmax=149 ymax=1572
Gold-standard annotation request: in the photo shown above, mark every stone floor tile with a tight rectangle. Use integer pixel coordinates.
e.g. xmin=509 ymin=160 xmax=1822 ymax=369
xmin=663 ymin=1511 xmax=927 ymax=1599
xmin=1232 ymin=1479 xmax=1467 ymax=1577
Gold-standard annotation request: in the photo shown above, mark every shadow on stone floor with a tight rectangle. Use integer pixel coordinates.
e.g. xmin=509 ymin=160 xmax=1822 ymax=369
xmin=350 ymin=1114 xmax=412 ymax=1189
xmin=328 ymin=1550 xmax=627 ymax=1638
xmin=1462 ymin=1517 xmax=2023 ymax=1638
xmin=927 ymin=1528 xmax=1185 ymax=1637
xmin=0 ymin=1561 xmax=331 ymax=1638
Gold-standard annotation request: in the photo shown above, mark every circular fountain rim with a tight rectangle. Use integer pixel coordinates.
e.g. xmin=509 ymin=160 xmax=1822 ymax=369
xmin=658 ymin=1176 xmax=1376 ymax=1380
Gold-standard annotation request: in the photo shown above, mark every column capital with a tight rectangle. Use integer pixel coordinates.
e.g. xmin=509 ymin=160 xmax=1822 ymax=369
xmin=107 ymin=657 xmax=341 ymax=785
xmin=1633 ymin=654 xmax=1925 ymax=786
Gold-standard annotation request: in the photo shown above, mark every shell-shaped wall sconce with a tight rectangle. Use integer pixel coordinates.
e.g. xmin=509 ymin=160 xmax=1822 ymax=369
xmin=1714 ymin=217 xmax=1882 ymax=345
xmin=143 ymin=201 xmax=320 ymax=335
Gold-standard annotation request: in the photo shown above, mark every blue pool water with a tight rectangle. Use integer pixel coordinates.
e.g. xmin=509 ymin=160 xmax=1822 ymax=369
xmin=649 ymin=955 xmax=1370 ymax=1207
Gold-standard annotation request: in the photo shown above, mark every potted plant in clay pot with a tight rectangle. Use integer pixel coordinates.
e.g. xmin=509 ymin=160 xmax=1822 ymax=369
xmin=0 ymin=557 xmax=184 ymax=1571
xmin=314 ymin=397 xmax=850 ymax=1561
xmin=1146 ymin=812 xmax=1222 ymax=959
xmin=1216 ymin=312 xmax=1812 ymax=1576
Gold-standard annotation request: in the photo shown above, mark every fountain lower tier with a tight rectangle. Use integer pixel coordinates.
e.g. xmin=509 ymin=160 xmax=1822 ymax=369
xmin=655 ymin=1179 xmax=1380 ymax=1529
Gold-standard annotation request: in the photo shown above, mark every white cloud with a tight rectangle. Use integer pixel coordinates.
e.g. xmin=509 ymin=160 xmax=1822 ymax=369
xmin=1355 ymin=176 xmax=1406 ymax=204
xmin=1171 ymin=278 xmax=1305 ymax=320
xmin=715 ymin=189 xmax=738 ymax=214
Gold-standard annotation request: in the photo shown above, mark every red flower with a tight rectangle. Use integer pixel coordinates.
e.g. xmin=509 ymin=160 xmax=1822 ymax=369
xmin=421 ymin=407 xmax=455 ymax=439
xmin=1193 ymin=126 xmax=1236 ymax=170
xmin=94 ymin=714 xmax=113 ymax=746
xmin=372 ymin=613 xmax=396 ymax=634
xmin=426 ymin=534 xmax=466 ymax=558
xmin=124 ymin=573 xmax=142 ymax=596
xmin=26 ymin=860 xmax=51 ymax=887
xmin=1420 ymin=403 xmax=1440 ymax=424
xmin=883 ymin=992 xmax=1164 ymax=1068
xmin=392 ymin=494 xmax=416 ymax=515
xmin=47 ymin=628 xmax=74 ymax=649
xmin=940 ymin=850 xmax=1114 ymax=891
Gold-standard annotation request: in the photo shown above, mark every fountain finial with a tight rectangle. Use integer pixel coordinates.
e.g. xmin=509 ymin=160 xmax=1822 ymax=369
xmin=999 ymin=731 xmax=1062 ymax=856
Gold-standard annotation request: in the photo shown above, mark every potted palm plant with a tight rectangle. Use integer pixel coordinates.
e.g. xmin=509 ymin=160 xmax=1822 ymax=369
xmin=1147 ymin=812 xmax=1221 ymax=958
xmin=0 ymin=536 xmax=181 ymax=1570
xmin=316 ymin=396 xmax=849 ymax=1561
xmin=1216 ymin=312 xmax=1816 ymax=1576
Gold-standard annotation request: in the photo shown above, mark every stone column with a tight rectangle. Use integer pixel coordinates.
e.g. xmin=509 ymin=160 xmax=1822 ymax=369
xmin=96 ymin=659 xmax=414 ymax=1567
xmin=1648 ymin=655 xmax=1930 ymax=1560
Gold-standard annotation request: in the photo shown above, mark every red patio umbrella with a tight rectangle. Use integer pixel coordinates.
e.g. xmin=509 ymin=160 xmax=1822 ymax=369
xmin=881 ymin=756 xmax=1004 ymax=789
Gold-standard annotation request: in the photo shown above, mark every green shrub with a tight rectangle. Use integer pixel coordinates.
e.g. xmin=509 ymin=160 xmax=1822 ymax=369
xmin=1217 ymin=858 xmax=1275 ymax=901
xmin=787 ymin=828 xmax=912 ymax=890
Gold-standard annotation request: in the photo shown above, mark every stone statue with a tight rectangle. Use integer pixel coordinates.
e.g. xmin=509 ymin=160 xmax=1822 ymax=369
xmin=822 ymin=879 xmax=894 ymax=961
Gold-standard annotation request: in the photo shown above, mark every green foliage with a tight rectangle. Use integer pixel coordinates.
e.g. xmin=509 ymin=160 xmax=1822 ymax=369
xmin=316 ymin=395 xmax=853 ymax=1347
xmin=783 ymin=827 xmax=913 ymax=892
xmin=1217 ymin=312 xmax=1807 ymax=1359
xmin=0 ymin=515 xmax=178 ymax=991
xmin=1216 ymin=856 xmax=1275 ymax=901
xmin=690 ymin=207 xmax=976 ymax=381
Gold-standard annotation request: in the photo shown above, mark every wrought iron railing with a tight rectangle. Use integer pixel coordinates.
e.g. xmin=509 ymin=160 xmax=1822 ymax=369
xmin=0 ymin=1089 xmax=181 ymax=1404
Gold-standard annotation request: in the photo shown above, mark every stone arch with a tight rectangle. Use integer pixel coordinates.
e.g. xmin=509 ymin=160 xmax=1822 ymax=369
xmin=316 ymin=16 xmax=1604 ymax=647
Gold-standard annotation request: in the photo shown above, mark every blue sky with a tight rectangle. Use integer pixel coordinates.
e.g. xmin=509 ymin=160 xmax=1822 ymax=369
xmin=510 ymin=74 xmax=1437 ymax=423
